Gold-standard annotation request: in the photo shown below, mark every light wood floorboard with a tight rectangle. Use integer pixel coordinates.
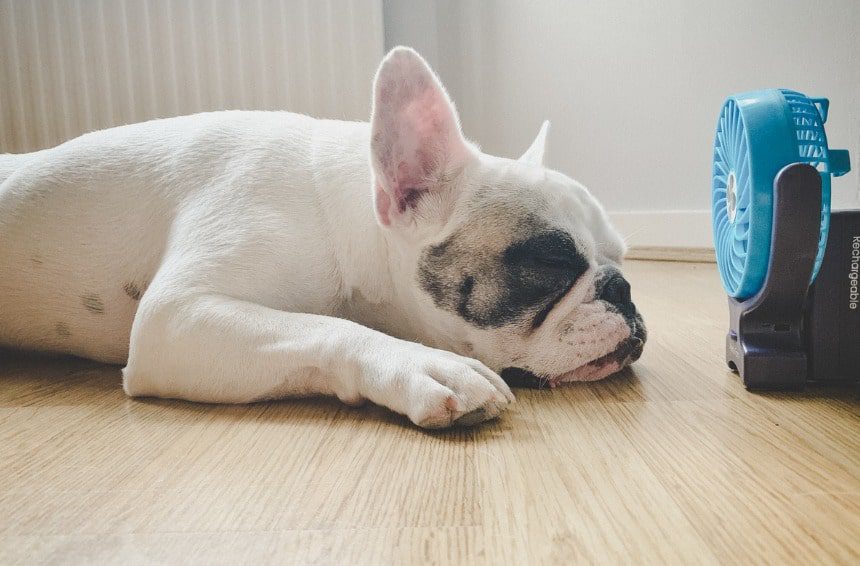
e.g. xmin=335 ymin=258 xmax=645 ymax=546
xmin=1 ymin=261 xmax=858 ymax=564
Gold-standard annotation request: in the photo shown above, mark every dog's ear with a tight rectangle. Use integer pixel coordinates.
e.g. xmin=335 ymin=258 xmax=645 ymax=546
xmin=370 ymin=47 xmax=472 ymax=227
xmin=518 ymin=120 xmax=550 ymax=166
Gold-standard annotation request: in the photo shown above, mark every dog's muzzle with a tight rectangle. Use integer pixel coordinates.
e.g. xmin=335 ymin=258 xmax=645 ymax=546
xmin=500 ymin=266 xmax=646 ymax=389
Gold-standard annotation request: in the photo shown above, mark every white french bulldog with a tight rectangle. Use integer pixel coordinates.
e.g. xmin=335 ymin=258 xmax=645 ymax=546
xmin=0 ymin=47 xmax=644 ymax=428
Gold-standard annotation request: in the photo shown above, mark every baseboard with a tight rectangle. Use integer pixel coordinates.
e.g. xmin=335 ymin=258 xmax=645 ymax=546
xmin=607 ymin=210 xmax=715 ymax=262
xmin=625 ymin=246 xmax=716 ymax=263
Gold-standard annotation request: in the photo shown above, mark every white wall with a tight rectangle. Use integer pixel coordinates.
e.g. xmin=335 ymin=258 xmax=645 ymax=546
xmin=385 ymin=0 xmax=860 ymax=249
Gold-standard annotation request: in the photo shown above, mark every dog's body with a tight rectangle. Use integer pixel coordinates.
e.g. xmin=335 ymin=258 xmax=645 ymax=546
xmin=0 ymin=48 xmax=644 ymax=427
xmin=1 ymin=111 xmax=389 ymax=365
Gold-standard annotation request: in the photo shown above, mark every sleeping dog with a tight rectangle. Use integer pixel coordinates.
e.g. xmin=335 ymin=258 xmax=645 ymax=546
xmin=0 ymin=47 xmax=645 ymax=428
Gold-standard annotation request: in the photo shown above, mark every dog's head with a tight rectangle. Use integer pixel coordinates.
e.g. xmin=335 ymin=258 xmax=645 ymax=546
xmin=370 ymin=47 xmax=645 ymax=387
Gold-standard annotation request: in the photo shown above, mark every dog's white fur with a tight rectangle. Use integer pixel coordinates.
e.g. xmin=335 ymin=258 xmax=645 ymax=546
xmin=0 ymin=48 xmax=631 ymax=428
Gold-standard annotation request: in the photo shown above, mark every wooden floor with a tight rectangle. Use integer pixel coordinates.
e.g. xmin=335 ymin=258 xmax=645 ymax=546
xmin=1 ymin=261 xmax=858 ymax=565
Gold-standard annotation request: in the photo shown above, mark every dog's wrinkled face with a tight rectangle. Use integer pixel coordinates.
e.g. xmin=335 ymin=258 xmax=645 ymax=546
xmin=369 ymin=47 xmax=645 ymax=385
xmin=413 ymin=165 xmax=646 ymax=386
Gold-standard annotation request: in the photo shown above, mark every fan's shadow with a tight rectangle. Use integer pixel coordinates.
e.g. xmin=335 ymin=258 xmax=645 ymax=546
xmin=751 ymin=381 xmax=859 ymax=402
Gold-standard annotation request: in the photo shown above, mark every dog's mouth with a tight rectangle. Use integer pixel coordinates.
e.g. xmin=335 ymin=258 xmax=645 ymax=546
xmin=555 ymin=336 xmax=644 ymax=383
xmin=499 ymin=336 xmax=644 ymax=389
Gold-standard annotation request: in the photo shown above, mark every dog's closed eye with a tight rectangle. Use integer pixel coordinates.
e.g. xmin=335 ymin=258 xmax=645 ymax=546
xmin=504 ymin=231 xmax=589 ymax=280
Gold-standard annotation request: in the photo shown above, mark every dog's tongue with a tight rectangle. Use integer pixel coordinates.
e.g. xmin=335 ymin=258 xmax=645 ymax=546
xmin=556 ymin=337 xmax=644 ymax=383
xmin=555 ymin=360 xmax=622 ymax=383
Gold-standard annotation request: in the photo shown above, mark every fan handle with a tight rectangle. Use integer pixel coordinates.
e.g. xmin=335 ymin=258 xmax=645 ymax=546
xmin=725 ymin=163 xmax=822 ymax=389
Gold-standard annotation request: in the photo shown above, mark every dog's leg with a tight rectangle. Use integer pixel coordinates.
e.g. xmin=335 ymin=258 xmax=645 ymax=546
xmin=123 ymin=292 xmax=513 ymax=428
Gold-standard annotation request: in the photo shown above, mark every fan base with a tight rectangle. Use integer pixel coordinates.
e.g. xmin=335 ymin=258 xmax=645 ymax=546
xmin=726 ymin=164 xmax=860 ymax=389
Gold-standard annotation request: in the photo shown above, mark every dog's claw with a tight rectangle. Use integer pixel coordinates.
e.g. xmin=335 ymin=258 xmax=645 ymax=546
xmin=452 ymin=407 xmax=491 ymax=427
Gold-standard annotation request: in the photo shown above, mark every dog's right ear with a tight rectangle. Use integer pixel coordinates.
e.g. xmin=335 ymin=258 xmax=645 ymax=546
xmin=370 ymin=47 xmax=473 ymax=228
xmin=518 ymin=120 xmax=550 ymax=166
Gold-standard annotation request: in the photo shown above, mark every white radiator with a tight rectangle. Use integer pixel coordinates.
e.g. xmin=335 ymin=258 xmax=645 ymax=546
xmin=0 ymin=0 xmax=384 ymax=153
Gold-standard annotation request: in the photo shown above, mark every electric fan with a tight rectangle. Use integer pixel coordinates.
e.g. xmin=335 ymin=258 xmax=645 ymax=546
xmin=710 ymin=89 xmax=857 ymax=389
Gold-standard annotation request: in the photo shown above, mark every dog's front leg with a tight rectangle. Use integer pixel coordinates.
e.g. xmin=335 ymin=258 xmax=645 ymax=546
xmin=123 ymin=293 xmax=513 ymax=428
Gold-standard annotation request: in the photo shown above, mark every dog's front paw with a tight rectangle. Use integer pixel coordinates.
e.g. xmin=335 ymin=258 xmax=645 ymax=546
xmin=362 ymin=344 xmax=515 ymax=429
xmin=404 ymin=351 xmax=515 ymax=429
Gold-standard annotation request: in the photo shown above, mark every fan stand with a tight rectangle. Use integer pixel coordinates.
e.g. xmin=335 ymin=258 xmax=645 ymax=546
xmin=725 ymin=163 xmax=822 ymax=390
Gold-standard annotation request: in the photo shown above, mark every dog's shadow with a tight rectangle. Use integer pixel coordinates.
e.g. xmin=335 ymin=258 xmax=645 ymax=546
xmin=138 ymin=394 xmax=524 ymax=443
xmin=3 ymin=349 xmax=720 ymax=441
xmin=0 ymin=348 xmax=121 ymax=405
xmin=0 ymin=348 xmax=527 ymax=441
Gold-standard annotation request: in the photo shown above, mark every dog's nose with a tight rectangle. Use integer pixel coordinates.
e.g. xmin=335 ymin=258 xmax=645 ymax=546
xmin=599 ymin=272 xmax=632 ymax=306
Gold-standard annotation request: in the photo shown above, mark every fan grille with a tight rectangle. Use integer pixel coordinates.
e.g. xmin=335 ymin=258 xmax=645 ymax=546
xmin=781 ymin=90 xmax=830 ymax=170
xmin=713 ymin=100 xmax=751 ymax=293
xmin=780 ymin=89 xmax=832 ymax=280
xmin=712 ymin=99 xmax=751 ymax=296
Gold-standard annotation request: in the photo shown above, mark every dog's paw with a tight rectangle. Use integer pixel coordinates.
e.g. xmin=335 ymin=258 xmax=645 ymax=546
xmin=364 ymin=344 xmax=515 ymax=429
xmin=407 ymin=352 xmax=515 ymax=429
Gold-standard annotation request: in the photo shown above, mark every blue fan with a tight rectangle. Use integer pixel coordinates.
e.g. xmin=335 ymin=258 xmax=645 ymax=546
xmin=712 ymin=89 xmax=851 ymax=299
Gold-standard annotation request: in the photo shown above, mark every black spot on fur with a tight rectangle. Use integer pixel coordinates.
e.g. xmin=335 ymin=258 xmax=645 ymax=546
xmin=123 ymin=282 xmax=143 ymax=301
xmin=55 ymin=322 xmax=71 ymax=338
xmin=500 ymin=367 xmax=551 ymax=389
xmin=81 ymin=294 xmax=104 ymax=314
xmin=419 ymin=228 xmax=589 ymax=328
xmin=456 ymin=276 xmax=475 ymax=318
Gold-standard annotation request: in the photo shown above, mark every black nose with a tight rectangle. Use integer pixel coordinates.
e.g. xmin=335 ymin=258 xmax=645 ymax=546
xmin=599 ymin=272 xmax=632 ymax=306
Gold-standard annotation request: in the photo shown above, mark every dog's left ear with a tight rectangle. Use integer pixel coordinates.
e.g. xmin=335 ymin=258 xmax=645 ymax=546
xmin=370 ymin=47 xmax=473 ymax=228
xmin=518 ymin=120 xmax=550 ymax=166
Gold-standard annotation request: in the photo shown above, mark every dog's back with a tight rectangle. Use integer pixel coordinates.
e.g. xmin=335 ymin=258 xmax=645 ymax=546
xmin=0 ymin=153 xmax=29 ymax=185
